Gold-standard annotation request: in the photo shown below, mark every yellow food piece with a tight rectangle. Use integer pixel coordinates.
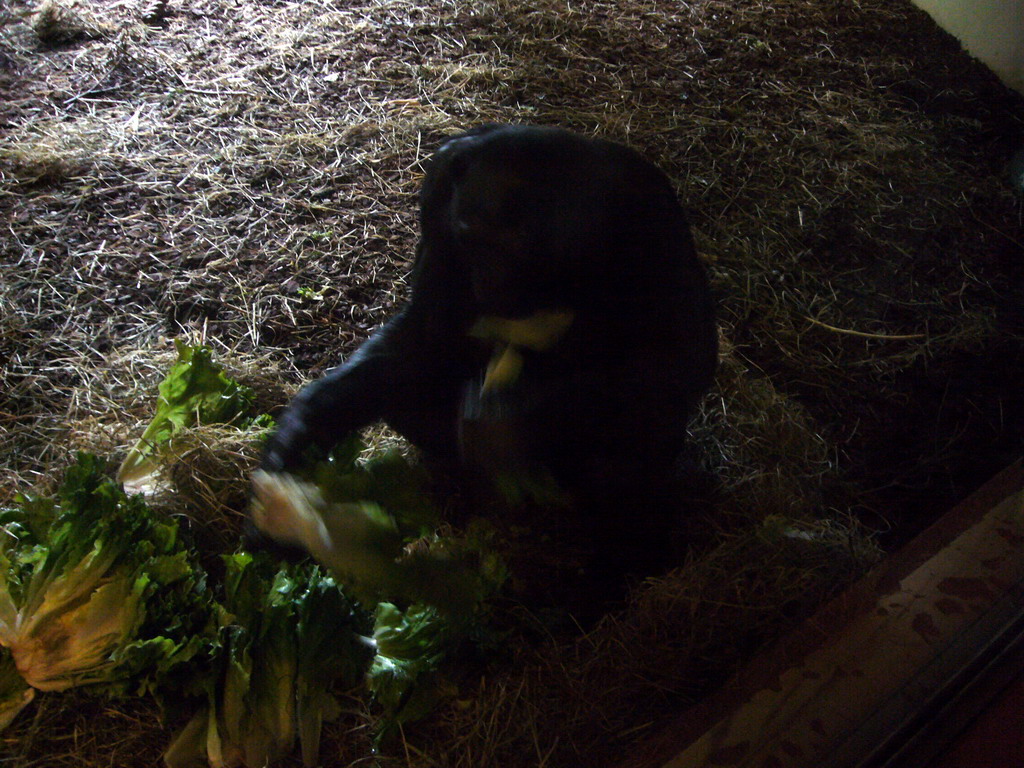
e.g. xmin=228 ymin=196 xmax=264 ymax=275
xmin=471 ymin=310 xmax=574 ymax=392
xmin=481 ymin=345 xmax=524 ymax=393
xmin=469 ymin=310 xmax=574 ymax=351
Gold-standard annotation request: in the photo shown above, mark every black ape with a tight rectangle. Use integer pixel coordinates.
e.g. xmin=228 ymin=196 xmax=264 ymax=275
xmin=262 ymin=125 xmax=717 ymax=514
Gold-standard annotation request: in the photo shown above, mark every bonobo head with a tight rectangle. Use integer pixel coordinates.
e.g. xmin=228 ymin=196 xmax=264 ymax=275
xmin=420 ymin=125 xmax=687 ymax=318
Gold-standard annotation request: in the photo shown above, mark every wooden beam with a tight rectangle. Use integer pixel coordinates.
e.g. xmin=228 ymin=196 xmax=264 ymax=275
xmin=621 ymin=460 xmax=1024 ymax=768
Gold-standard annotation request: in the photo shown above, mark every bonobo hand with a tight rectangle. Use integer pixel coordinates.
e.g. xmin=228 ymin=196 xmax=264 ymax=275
xmin=459 ymin=378 xmax=531 ymax=474
xmin=260 ymin=402 xmax=315 ymax=473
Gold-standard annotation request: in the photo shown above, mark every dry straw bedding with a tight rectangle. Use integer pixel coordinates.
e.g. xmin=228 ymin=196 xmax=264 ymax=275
xmin=1 ymin=0 xmax=1022 ymax=765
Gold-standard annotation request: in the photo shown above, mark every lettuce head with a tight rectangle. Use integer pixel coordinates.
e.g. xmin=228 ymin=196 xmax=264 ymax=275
xmin=0 ymin=454 xmax=214 ymax=695
xmin=165 ymin=552 xmax=373 ymax=768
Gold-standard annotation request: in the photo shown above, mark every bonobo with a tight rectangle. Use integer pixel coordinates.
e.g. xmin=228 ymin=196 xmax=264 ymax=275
xmin=260 ymin=124 xmax=717 ymax=560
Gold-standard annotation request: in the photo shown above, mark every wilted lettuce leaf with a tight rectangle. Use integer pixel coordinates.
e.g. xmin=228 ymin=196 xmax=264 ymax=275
xmin=0 ymin=454 xmax=215 ymax=698
xmin=118 ymin=340 xmax=256 ymax=493
xmin=165 ymin=552 xmax=373 ymax=768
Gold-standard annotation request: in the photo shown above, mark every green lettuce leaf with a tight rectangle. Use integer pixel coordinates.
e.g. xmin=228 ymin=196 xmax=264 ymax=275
xmin=304 ymin=437 xmax=437 ymax=540
xmin=118 ymin=340 xmax=256 ymax=493
xmin=367 ymin=602 xmax=454 ymax=733
xmin=365 ymin=523 xmax=508 ymax=736
xmin=166 ymin=553 xmax=372 ymax=768
xmin=293 ymin=567 xmax=374 ymax=765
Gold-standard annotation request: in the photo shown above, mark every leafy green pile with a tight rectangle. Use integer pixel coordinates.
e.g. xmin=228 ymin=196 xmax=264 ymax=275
xmin=165 ymin=552 xmax=373 ymax=768
xmin=251 ymin=438 xmax=508 ymax=734
xmin=252 ymin=435 xmax=505 ymax=614
xmin=0 ymin=342 xmax=509 ymax=764
xmin=118 ymin=340 xmax=258 ymax=493
xmin=0 ymin=454 xmax=215 ymax=695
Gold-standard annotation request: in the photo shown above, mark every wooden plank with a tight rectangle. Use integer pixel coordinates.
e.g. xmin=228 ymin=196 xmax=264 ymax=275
xmin=621 ymin=459 xmax=1024 ymax=768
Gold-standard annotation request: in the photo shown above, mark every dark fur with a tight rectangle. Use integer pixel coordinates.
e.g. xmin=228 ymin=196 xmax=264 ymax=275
xmin=263 ymin=125 xmax=717 ymax=520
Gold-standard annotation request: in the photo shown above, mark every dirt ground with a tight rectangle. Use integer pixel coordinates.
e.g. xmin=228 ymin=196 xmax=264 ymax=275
xmin=1 ymin=0 xmax=1022 ymax=765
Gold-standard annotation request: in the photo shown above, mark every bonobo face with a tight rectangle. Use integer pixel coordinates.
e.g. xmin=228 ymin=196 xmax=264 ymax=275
xmin=442 ymin=136 xmax=595 ymax=317
xmin=449 ymin=163 xmax=535 ymax=314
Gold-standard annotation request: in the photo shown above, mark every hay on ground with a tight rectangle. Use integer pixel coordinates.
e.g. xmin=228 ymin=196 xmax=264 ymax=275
xmin=1 ymin=0 xmax=1021 ymax=764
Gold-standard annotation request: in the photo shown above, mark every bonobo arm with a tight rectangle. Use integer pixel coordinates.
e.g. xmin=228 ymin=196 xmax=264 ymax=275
xmin=261 ymin=312 xmax=407 ymax=472
xmin=261 ymin=129 xmax=484 ymax=473
xmin=262 ymin=241 xmax=476 ymax=472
